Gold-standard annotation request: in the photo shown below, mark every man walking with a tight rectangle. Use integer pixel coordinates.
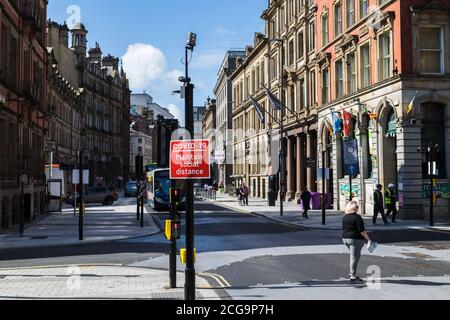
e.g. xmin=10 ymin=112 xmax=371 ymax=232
xmin=373 ymin=184 xmax=389 ymax=225
xmin=300 ymin=187 xmax=312 ymax=219
xmin=385 ymin=183 xmax=398 ymax=223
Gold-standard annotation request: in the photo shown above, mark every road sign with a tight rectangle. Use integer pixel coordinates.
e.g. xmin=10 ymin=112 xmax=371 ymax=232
xmin=72 ymin=170 xmax=89 ymax=185
xmin=170 ymin=140 xmax=210 ymax=180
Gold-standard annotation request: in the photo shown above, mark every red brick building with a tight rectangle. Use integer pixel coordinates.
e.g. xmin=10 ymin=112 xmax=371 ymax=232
xmin=315 ymin=0 xmax=450 ymax=219
xmin=0 ymin=0 xmax=48 ymax=231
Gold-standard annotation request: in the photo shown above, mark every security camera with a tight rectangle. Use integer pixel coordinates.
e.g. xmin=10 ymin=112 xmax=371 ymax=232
xmin=186 ymin=32 xmax=197 ymax=49
xmin=178 ymin=76 xmax=191 ymax=83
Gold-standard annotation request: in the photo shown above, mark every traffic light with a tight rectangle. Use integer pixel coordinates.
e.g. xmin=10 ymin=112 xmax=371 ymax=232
xmin=165 ymin=219 xmax=181 ymax=241
xmin=170 ymin=188 xmax=181 ymax=205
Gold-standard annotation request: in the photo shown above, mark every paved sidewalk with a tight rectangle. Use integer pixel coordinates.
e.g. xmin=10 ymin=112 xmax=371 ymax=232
xmin=0 ymin=203 xmax=160 ymax=250
xmin=0 ymin=265 xmax=223 ymax=300
xmin=201 ymin=193 xmax=450 ymax=232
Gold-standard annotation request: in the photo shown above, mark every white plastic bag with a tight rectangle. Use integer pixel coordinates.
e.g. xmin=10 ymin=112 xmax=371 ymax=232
xmin=368 ymin=241 xmax=378 ymax=254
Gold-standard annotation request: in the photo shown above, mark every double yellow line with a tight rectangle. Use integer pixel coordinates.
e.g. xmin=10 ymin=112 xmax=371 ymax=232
xmin=199 ymin=272 xmax=231 ymax=288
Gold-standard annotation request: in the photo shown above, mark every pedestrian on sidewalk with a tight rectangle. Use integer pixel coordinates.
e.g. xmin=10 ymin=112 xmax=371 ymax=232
xmin=373 ymin=184 xmax=389 ymax=225
xmin=342 ymin=201 xmax=372 ymax=283
xmin=212 ymin=181 xmax=219 ymax=200
xmin=236 ymin=184 xmax=242 ymax=205
xmin=240 ymin=183 xmax=249 ymax=206
xmin=300 ymin=187 xmax=312 ymax=219
xmin=385 ymin=183 xmax=398 ymax=223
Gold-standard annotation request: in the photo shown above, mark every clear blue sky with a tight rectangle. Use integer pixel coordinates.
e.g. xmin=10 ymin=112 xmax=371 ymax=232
xmin=48 ymin=0 xmax=267 ymax=125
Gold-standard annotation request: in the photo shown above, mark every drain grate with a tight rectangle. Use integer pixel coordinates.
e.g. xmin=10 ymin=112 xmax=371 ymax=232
xmin=31 ymin=236 xmax=48 ymax=240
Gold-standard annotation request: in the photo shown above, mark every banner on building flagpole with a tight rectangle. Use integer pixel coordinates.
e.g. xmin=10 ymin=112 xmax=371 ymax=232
xmin=343 ymin=139 xmax=360 ymax=176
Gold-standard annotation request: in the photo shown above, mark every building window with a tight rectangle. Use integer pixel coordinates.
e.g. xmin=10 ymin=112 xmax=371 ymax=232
xmin=334 ymin=2 xmax=342 ymax=37
xmin=298 ymin=31 xmax=304 ymax=59
xmin=299 ymin=78 xmax=306 ymax=111
xmin=347 ymin=0 xmax=355 ymax=28
xmin=261 ymin=61 xmax=265 ymax=85
xmin=378 ymin=31 xmax=392 ymax=81
xmin=346 ymin=53 xmax=356 ymax=93
xmin=335 ymin=60 xmax=344 ymax=98
xmin=322 ymin=14 xmax=329 ymax=47
xmin=288 ymin=39 xmax=295 ymax=65
xmin=359 ymin=0 xmax=369 ymax=19
xmin=322 ymin=68 xmax=330 ymax=104
xmin=309 ymin=21 xmax=315 ymax=52
xmin=290 ymin=85 xmax=296 ymax=110
xmin=418 ymin=27 xmax=444 ymax=74
xmin=309 ymin=70 xmax=317 ymax=106
xmin=360 ymin=43 xmax=371 ymax=88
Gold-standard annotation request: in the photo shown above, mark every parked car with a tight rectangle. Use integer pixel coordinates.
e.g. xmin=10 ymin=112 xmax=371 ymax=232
xmin=66 ymin=186 xmax=118 ymax=207
xmin=124 ymin=182 xmax=138 ymax=197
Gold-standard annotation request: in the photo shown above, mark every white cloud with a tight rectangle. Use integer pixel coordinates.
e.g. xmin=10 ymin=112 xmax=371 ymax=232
xmin=166 ymin=103 xmax=182 ymax=122
xmin=162 ymin=69 xmax=183 ymax=89
xmin=122 ymin=43 xmax=167 ymax=90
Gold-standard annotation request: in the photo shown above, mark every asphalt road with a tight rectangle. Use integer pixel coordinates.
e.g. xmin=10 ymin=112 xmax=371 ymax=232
xmin=1 ymin=200 xmax=450 ymax=299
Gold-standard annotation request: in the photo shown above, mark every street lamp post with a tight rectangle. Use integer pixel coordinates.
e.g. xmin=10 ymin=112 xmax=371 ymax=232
xmin=319 ymin=144 xmax=332 ymax=225
xmin=182 ymin=32 xmax=197 ymax=301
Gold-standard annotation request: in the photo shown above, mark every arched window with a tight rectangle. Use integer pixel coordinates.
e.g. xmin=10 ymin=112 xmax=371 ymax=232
xmin=421 ymin=103 xmax=447 ymax=178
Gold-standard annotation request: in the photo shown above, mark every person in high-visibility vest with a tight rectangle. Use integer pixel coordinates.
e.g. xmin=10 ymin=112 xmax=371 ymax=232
xmin=385 ymin=184 xmax=398 ymax=223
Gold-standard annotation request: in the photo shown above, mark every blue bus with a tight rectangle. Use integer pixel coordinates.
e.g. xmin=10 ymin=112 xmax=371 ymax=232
xmin=147 ymin=169 xmax=186 ymax=211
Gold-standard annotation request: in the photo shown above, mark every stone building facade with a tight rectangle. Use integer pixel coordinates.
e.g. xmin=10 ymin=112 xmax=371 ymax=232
xmin=202 ymin=98 xmax=218 ymax=183
xmin=46 ymin=47 xmax=82 ymax=196
xmin=230 ymin=0 xmax=320 ymax=202
xmin=47 ymin=21 xmax=130 ymax=188
xmin=230 ymin=35 xmax=272 ymax=199
xmin=315 ymin=0 xmax=450 ymax=219
xmin=0 ymin=0 xmax=48 ymax=231
xmin=213 ymin=50 xmax=246 ymax=192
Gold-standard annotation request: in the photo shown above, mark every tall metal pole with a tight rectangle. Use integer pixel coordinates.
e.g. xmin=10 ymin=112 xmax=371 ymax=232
xmin=322 ymin=148 xmax=326 ymax=225
xmin=140 ymin=188 xmax=144 ymax=228
xmin=279 ymin=40 xmax=285 ymax=217
xmin=19 ymin=158 xmax=25 ymax=237
xmin=169 ymin=192 xmax=177 ymax=289
xmin=427 ymin=148 xmax=434 ymax=227
xmin=79 ymin=150 xmax=84 ymax=241
xmin=184 ymin=45 xmax=196 ymax=301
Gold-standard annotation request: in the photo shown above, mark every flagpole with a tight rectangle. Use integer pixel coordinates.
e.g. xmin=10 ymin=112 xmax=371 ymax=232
xmin=249 ymin=95 xmax=281 ymax=125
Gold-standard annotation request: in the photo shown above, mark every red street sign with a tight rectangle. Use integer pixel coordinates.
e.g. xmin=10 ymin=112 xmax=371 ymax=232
xmin=170 ymin=140 xmax=210 ymax=180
